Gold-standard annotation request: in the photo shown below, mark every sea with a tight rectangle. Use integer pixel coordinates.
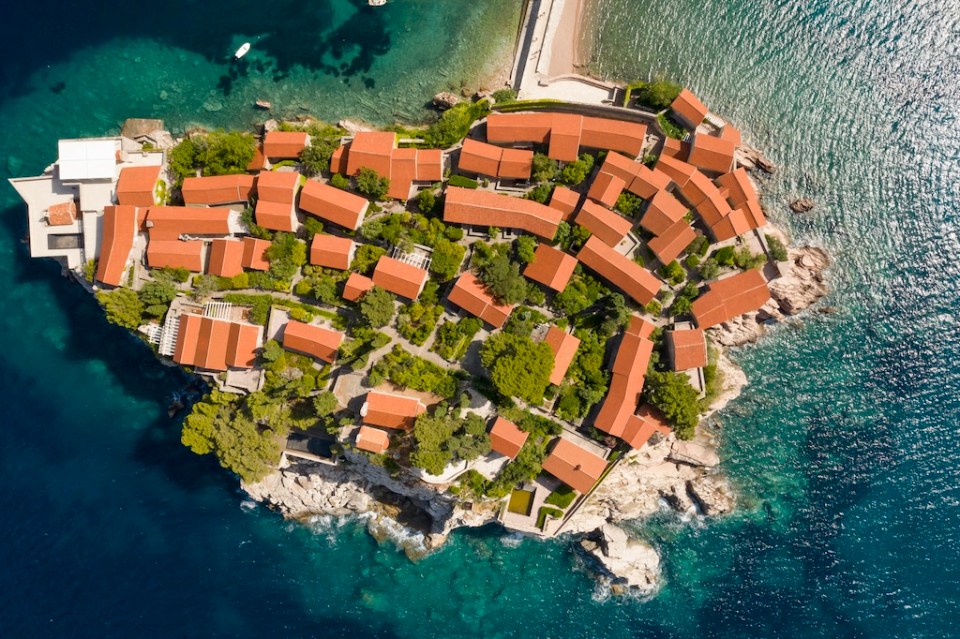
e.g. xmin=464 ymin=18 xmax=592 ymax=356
xmin=0 ymin=0 xmax=958 ymax=636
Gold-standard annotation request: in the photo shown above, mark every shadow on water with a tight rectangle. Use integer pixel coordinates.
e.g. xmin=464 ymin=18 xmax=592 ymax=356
xmin=0 ymin=0 xmax=391 ymax=100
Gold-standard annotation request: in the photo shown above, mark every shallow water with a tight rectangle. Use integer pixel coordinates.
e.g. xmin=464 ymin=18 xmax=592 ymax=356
xmin=1 ymin=0 xmax=959 ymax=636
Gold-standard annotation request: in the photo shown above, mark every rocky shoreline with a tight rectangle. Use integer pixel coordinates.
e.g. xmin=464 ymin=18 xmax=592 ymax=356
xmin=243 ymin=230 xmax=829 ymax=596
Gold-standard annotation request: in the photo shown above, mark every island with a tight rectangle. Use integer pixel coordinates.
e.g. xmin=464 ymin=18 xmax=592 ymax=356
xmin=8 ymin=17 xmax=828 ymax=595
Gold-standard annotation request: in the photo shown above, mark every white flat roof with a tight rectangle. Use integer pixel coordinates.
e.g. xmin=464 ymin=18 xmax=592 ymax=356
xmin=58 ymin=138 xmax=119 ymax=181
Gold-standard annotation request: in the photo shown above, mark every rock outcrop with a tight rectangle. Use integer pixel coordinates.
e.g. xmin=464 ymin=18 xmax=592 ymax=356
xmin=789 ymin=197 xmax=815 ymax=213
xmin=432 ymin=92 xmax=461 ymax=110
xmin=579 ymin=524 xmax=660 ymax=595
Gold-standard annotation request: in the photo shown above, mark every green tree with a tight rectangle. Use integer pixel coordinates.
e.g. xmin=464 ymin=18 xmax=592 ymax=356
xmin=95 ymin=289 xmax=143 ymax=329
xmin=198 ymin=131 xmax=256 ymax=177
xmin=646 ymin=371 xmax=701 ymax=439
xmin=480 ymin=333 xmax=554 ymax=404
xmin=698 ymin=257 xmax=720 ymax=280
xmin=168 ymin=138 xmax=199 ymax=187
xmin=300 ymin=139 xmax=340 ymax=177
xmin=615 ymin=192 xmax=643 ymax=217
xmin=515 ymin=235 xmax=537 ymax=264
xmin=765 ymin=234 xmax=788 ymax=261
xmin=659 ymin=260 xmax=686 ymax=285
xmin=138 ymin=279 xmax=177 ymax=318
xmin=429 ymin=239 xmax=466 ymax=282
xmin=417 ymin=189 xmax=437 ymax=214
xmin=632 ymin=79 xmax=682 ymax=111
xmin=491 ymin=88 xmax=518 ymax=103
xmin=358 ymin=286 xmax=396 ymax=328
xmin=351 ymin=244 xmax=387 ymax=275
xmin=532 ymin=153 xmax=560 ymax=183
xmin=266 ymin=232 xmax=307 ymax=282
xmin=313 ymin=391 xmax=339 ymax=417
xmin=559 ymin=153 xmax=595 ymax=186
xmin=479 ymin=253 xmax=528 ymax=304
xmin=355 ymin=167 xmax=391 ymax=201
xmin=302 ymin=216 xmax=324 ymax=241
xmin=526 ymin=182 xmax=553 ymax=204
xmin=424 ymin=101 xmax=489 ymax=148
xmin=330 ymin=173 xmax=350 ymax=190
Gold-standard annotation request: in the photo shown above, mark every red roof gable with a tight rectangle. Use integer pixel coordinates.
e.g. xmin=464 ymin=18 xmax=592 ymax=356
xmin=173 ymin=314 xmax=261 ymax=371
xmin=342 ymin=272 xmax=375 ymax=302
xmin=666 ymin=328 xmax=707 ymax=370
xmin=117 ymin=165 xmax=161 ymax=207
xmin=282 ymin=320 xmax=343 ymax=363
xmin=621 ymin=404 xmax=672 ymax=450
xmin=346 ymin=131 xmax=396 ymax=177
xmin=576 ymin=236 xmax=660 ymax=305
xmin=146 ymin=239 xmax=204 ymax=272
xmin=691 ymin=270 xmax=770 ymax=328
xmin=182 ymin=174 xmax=255 ymax=206
xmin=362 ymin=390 xmax=426 ymax=430
xmin=647 ymin=220 xmax=697 ymax=265
xmin=542 ymin=438 xmax=607 ymax=493
xmin=263 ymin=131 xmax=309 ymax=159
xmin=593 ymin=315 xmax=655 ymax=439
xmin=96 ymin=205 xmax=137 ymax=287
xmin=688 ymin=134 xmax=736 ymax=175
xmin=544 ymin=326 xmax=580 ymax=386
xmin=310 ymin=234 xmax=355 ymax=270
xmin=640 ymin=189 xmax=688 ymax=236
xmin=356 ymin=426 xmax=390 ymax=454
xmin=548 ymin=186 xmax=581 ymax=221
xmin=670 ymin=89 xmax=709 ymax=129
xmin=208 ymin=239 xmax=245 ymax=278
xmin=447 ymin=272 xmax=515 ymax=328
xmin=489 ymin=417 xmax=528 ymax=459
xmin=146 ymin=206 xmax=232 ymax=240
xmin=587 ymin=172 xmax=626 ymax=208
xmin=523 ymin=243 xmax=578 ymax=292
xmin=575 ymin=200 xmax=633 ymax=247
xmin=241 ymin=237 xmax=271 ymax=271
xmin=372 ymin=256 xmax=428 ymax=300
xmin=443 ymin=186 xmax=562 ymax=240
xmin=299 ymin=180 xmax=369 ymax=231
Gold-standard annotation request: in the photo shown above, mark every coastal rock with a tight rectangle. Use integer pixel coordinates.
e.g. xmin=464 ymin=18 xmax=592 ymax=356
xmin=432 ymin=92 xmax=461 ymax=110
xmin=789 ymin=197 xmax=816 ymax=213
xmin=579 ymin=524 xmax=660 ymax=595
xmin=686 ymin=475 xmax=736 ymax=515
xmin=338 ymin=119 xmax=374 ymax=135
xmin=669 ymin=440 xmax=720 ymax=468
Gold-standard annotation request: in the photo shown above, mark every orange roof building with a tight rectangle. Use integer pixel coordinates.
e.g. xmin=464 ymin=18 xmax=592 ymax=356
xmin=523 ymin=243 xmax=578 ymax=292
xmin=241 ymin=237 xmax=271 ymax=271
xmin=342 ymin=272 xmax=375 ymax=302
xmin=299 ymin=180 xmax=369 ymax=231
xmin=670 ymin=89 xmax=709 ymax=130
xmin=173 ymin=313 xmax=261 ymax=371
xmin=499 ymin=148 xmax=534 ymax=180
xmin=629 ymin=166 xmax=672 ymax=200
xmin=679 ymin=172 xmax=733 ymax=227
xmin=575 ymin=200 xmax=633 ymax=247
xmin=665 ymin=328 xmax=708 ymax=370
xmin=116 ymin=165 xmax=161 ymax=207
xmin=688 ymin=134 xmax=736 ymax=175
xmin=489 ymin=417 xmax=529 ymax=459
xmin=548 ymin=114 xmax=583 ymax=161
xmin=485 ymin=112 xmax=648 ymax=161
xmin=458 ymin=138 xmax=502 ymax=177
xmin=577 ymin=236 xmax=660 ymax=305
xmin=447 ymin=272 xmax=515 ymax=328
xmin=656 ymin=155 xmax=698 ymax=190
xmin=580 ymin=116 xmax=648 ymax=158
xmin=47 ymin=200 xmax=77 ymax=226
xmin=541 ymin=438 xmax=607 ymax=494
xmin=147 ymin=239 xmax=204 ymax=272
xmin=621 ymin=404 xmax=673 ymax=450
xmin=548 ymin=186 xmax=581 ymax=221
xmin=145 ymin=206 xmax=232 ymax=240
xmin=486 ymin=112 xmax=553 ymax=146
xmin=310 ymin=234 xmax=355 ymax=270
xmin=443 ymin=186 xmax=563 ymax=240
xmin=715 ymin=168 xmax=758 ymax=207
xmin=709 ymin=206 xmax=752 ymax=242
xmin=345 ymin=131 xmax=396 ymax=178
xmin=334 ymin=136 xmax=442 ymax=200
xmin=660 ymin=137 xmax=691 ymax=161
xmin=255 ymin=171 xmax=300 ymax=232
xmin=647 ymin=220 xmax=697 ymax=265
xmin=372 ymin=256 xmax=428 ymax=300
xmin=593 ymin=315 xmax=655 ymax=440
xmin=263 ymin=131 xmax=309 ymax=160
xmin=719 ymin=124 xmax=742 ymax=146
xmin=282 ymin=320 xmax=344 ymax=363
xmin=544 ymin=326 xmax=580 ymax=386
xmin=95 ymin=205 xmax=137 ymax=287
xmin=356 ymin=426 xmax=391 ymax=454
xmin=587 ymin=172 xmax=626 ymax=208
xmin=182 ymin=174 xmax=255 ymax=206
xmin=640 ymin=190 xmax=688 ymax=236
xmin=208 ymin=239 xmax=245 ymax=277
xmin=361 ymin=390 xmax=426 ymax=430
xmin=691 ymin=269 xmax=770 ymax=328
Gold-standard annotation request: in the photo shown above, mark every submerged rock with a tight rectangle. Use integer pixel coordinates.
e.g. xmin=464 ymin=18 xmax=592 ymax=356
xmin=789 ymin=197 xmax=816 ymax=213
xmin=432 ymin=92 xmax=461 ymax=110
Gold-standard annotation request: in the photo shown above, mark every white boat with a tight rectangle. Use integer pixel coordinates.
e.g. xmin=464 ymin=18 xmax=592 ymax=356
xmin=368 ymin=0 xmax=386 ymax=5
xmin=234 ymin=42 xmax=251 ymax=60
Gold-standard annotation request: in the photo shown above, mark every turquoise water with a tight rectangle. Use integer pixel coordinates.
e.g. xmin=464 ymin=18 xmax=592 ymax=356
xmin=2 ymin=0 xmax=960 ymax=636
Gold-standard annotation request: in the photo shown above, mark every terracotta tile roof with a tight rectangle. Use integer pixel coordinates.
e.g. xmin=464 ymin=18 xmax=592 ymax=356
xmin=580 ymin=116 xmax=647 ymax=158
xmin=523 ymin=243 xmax=578 ymax=292
xmin=459 ymin=138 xmax=502 ymax=177
xmin=680 ymin=172 xmax=732 ymax=225
xmin=548 ymin=186 xmax=581 ymax=221
xmin=640 ymin=190 xmax=688 ymax=236
xmin=621 ymin=404 xmax=672 ymax=449
xmin=542 ymin=437 xmax=607 ymax=494
xmin=489 ymin=416 xmax=528 ymax=459
xmin=342 ymin=272 xmax=375 ymax=302
xmin=587 ymin=172 xmax=625 ymax=208
xmin=714 ymin=168 xmax=758 ymax=208
xmin=544 ymin=326 xmax=580 ymax=386
xmin=593 ymin=315 xmax=655 ymax=439
xmin=346 ymin=131 xmax=396 ymax=177
xmin=688 ymin=134 xmax=736 ymax=175
xmin=630 ymin=166 xmax=672 ymax=200
xmin=310 ymin=234 xmax=355 ymax=270
xmin=660 ymin=137 xmax=691 ymax=160
xmin=388 ymin=147 xmax=418 ymax=200
xmin=742 ymin=198 xmax=767 ymax=229
xmin=447 ymin=272 xmax=515 ymax=328
xmin=147 ymin=239 xmax=204 ymax=272
xmin=47 ymin=200 xmax=77 ymax=226
xmin=656 ymin=155 xmax=698 ymax=190
xmin=263 ymin=131 xmax=309 ymax=159
xmin=665 ymin=328 xmax=707 ymax=370
xmin=247 ymin=146 xmax=267 ymax=172
xmin=576 ymin=200 xmax=633 ymax=247
xmin=356 ymin=426 xmax=390 ymax=454
xmin=648 ymin=220 xmax=697 ymax=265
xmin=576 ymin=236 xmax=660 ymax=305
xmin=416 ymin=149 xmax=444 ymax=182
xmin=173 ymin=313 xmax=261 ymax=371
xmin=709 ymin=206 xmax=752 ymax=242
xmin=548 ymin=114 xmax=583 ymax=162
xmin=372 ymin=256 xmax=428 ymax=300
xmin=598 ymin=150 xmax=641 ymax=186
xmin=182 ymin=174 xmax=255 ymax=205
xmin=443 ymin=186 xmax=562 ymax=240
xmin=255 ymin=200 xmax=296 ymax=233
xmin=241 ymin=237 xmax=271 ymax=271
xmin=670 ymin=89 xmax=709 ymax=129
xmin=282 ymin=319 xmax=343 ymax=363
xmin=299 ymin=180 xmax=369 ymax=231
xmin=254 ymin=171 xmax=301 ymax=232
xmin=486 ymin=112 xmax=553 ymax=145
xmin=719 ymin=124 xmax=741 ymax=146
xmin=208 ymin=239 xmax=245 ymax=277
xmin=499 ymin=148 xmax=534 ymax=180
xmin=691 ymin=269 xmax=770 ymax=328
xmin=146 ymin=206 xmax=232 ymax=240
xmin=95 ymin=205 xmax=137 ymax=287
xmin=330 ymin=144 xmax=348 ymax=175
xmin=362 ymin=390 xmax=426 ymax=430
xmin=117 ymin=165 xmax=161 ymax=207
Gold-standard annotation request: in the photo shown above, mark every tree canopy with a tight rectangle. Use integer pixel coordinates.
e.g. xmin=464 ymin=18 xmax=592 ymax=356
xmin=358 ymin=286 xmax=396 ymax=328
xmin=96 ymin=289 xmax=143 ymax=329
xmin=355 ymin=167 xmax=391 ymax=201
xmin=645 ymin=371 xmax=701 ymax=439
xmin=480 ymin=333 xmax=554 ymax=404
xmin=478 ymin=253 xmax=528 ymax=305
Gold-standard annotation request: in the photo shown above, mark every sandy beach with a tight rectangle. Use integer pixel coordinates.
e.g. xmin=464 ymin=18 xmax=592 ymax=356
xmin=548 ymin=0 xmax=587 ymax=77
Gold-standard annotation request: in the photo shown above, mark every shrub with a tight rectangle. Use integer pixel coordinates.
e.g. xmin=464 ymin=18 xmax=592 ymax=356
xmin=766 ymin=234 xmax=789 ymax=261
xmin=684 ymin=253 xmax=701 ymax=269
xmin=659 ymin=260 xmax=686 ymax=285
xmin=644 ymin=300 xmax=662 ymax=316
xmin=448 ymin=174 xmax=479 ymax=189
xmin=526 ymin=183 xmax=554 ymax=204
xmin=544 ymin=485 xmax=576 ymax=509
xmin=265 ymin=233 xmax=307 ymax=282
xmin=698 ymin=257 xmax=720 ymax=280
xmin=491 ymin=88 xmax=518 ymax=104
xmin=138 ymin=280 xmax=177 ymax=318
xmin=631 ymin=79 xmax=682 ymax=111
xmin=330 ymin=173 xmax=350 ymax=190
xmin=532 ymin=153 xmax=560 ymax=183
xmin=515 ymin=235 xmax=537 ymax=264
xmin=83 ymin=260 xmax=97 ymax=283
xmin=559 ymin=153 xmax=595 ymax=186
xmin=615 ymin=192 xmax=644 ymax=217
xmin=658 ymin=113 xmax=686 ymax=140
xmin=424 ymin=101 xmax=489 ymax=148
xmin=370 ymin=345 xmax=460 ymax=397
xmin=300 ymin=139 xmax=340 ymax=177
xmin=96 ymin=289 xmax=143 ymax=329
xmin=351 ymin=244 xmax=387 ymax=275
xmin=686 ymin=234 xmax=710 ymax=257
xmin=645 ymin=371 xmax=701 ymax=440
xmin=733 ymin=246 xmax=766 ymax=270
xmin=417 ymin=189 xmax=437 ymax=214
xmin=410 ymin=412 xmax=490 ymax=475
xmin=355 ymin=167 xmax=390 ymax=201
xmin=429 ymin=239 xmax=466 ymax=282
xmin=478 ymin=253 xmax=528 ymax=304
xmin=396 ymin=302 xmax=443 ymax=345
xmin=713 ymin=245 xmax=736 ymax=266
xmin=432 ymin=317 xmax=482 ymax=362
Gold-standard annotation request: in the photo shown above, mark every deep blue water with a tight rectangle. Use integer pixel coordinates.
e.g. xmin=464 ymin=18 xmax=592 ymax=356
xmin=2 ymin=0 xmax=959 ymax=637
